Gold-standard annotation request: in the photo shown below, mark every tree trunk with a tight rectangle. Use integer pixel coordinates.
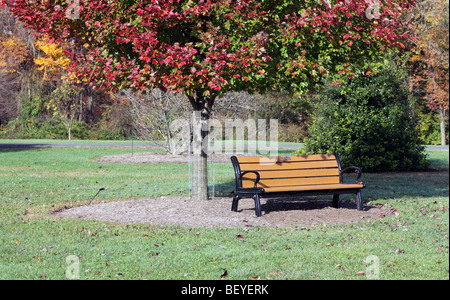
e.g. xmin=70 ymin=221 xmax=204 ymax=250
xmin=191 ymin=110 xmax=209 ymax=201
xmin=188 ymin=91 xmax=215 ymax=201
xmin=440 ymin=105 xmax=446 ymax=146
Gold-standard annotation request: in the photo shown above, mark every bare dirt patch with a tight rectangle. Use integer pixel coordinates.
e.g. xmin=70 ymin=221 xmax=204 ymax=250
xmin=55 ymin=196 xmax=394 ymax=228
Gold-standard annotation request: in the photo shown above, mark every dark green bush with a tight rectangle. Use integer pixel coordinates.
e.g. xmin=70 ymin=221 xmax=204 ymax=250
xmin=298 ymin=69 xmax=430 ymax=172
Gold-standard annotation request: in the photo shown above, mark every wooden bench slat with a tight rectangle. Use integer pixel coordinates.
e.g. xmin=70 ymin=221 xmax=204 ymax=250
xmin=242 ymin=176 xmax=340 ymax=188
xmin=239 ymin=160 xmax=338 ymax=171
xmin=236 ymin=154 xmax=336 ymax=164
xmin=242 ymin=168 xmax=340 ymax=179
xmin=261 ymin=183 xmax=364 ymax=193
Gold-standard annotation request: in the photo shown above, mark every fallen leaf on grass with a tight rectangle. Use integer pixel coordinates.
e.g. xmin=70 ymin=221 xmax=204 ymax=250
xmin=356 ymin=271 xmax=366 ymax=276
xmin=269 ymin=270 xmax=282 ymax=276
xmin=251 ymin=276 xmax=260 ymax=280
xmin=237 ymin=235 xmax=245 ymax=238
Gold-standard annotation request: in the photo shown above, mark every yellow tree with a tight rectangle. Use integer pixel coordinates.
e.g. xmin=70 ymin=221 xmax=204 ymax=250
xmin=34 ymin=39 xmax=81 ymax=140
xmin=34 ymin=40 xmax=71 ymax=82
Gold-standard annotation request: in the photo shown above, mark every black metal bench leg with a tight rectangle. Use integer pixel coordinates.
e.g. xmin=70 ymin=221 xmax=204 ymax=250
xmin=232 ymin=195 xmax=241 ymax=212
xmin=356 ymin=190 xmax=363 ymax=211
xmin=253 ymin=194 xmax=262 ymax=217
xmin=332 ymin=194 xmax=339 ymax=208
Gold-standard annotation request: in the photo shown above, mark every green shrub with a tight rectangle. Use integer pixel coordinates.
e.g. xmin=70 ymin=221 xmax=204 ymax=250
xmin=39 ymin=119 xmax=67 ymax=139
xmin=298 ymin=69 xmax=430 ymax=172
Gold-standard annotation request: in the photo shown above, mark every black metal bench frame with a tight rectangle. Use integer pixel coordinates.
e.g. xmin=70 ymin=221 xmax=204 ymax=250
xmin=231 ymin=154 xmax=366 ymax=217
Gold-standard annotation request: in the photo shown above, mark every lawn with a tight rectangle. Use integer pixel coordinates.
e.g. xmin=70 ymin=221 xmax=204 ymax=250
xmin=0 ymin=143 xmax=448 ymax=280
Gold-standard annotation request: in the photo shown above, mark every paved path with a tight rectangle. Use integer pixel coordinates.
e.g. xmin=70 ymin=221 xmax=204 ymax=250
xmin=0 ymin=142 xmax=447 ymax=151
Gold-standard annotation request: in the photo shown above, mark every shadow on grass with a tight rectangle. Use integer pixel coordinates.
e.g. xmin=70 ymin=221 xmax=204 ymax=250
xmin=210 ymin=167 xmax=448 ymax=215
xmin=0 ymin=144 xmax=46 ymax=153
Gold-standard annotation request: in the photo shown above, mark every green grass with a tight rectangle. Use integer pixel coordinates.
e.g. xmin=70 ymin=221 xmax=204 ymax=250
xmin=0 ymin=144 xmax=448 ymax=280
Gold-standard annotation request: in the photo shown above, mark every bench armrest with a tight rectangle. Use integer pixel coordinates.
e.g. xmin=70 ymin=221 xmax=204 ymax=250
xmin=340 ymin=166 xmax=362 ymax=183
xmin=240 ymin=171 xmax=261 ymax=188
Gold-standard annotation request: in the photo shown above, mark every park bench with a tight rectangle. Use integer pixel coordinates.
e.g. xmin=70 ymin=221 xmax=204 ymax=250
xmin=231 ymin=153 xmax=366 ymax=217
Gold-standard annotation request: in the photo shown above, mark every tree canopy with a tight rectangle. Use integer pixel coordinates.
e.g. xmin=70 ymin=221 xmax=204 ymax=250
xmin=2 ymin=0 xmax=416 ymax=99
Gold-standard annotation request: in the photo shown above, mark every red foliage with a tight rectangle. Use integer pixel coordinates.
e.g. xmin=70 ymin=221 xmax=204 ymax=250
xmin=1 ymin=0 xmax=416 ymax=98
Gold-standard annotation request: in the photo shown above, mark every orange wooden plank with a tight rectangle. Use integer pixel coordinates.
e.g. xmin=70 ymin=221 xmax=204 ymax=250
xmin=236 ymin=154 xmax=336 ymax=164
xmin=242 ymin=168 xmax=340 ymax=180
xmin=261 ymin=183 xmax=364 ymax=193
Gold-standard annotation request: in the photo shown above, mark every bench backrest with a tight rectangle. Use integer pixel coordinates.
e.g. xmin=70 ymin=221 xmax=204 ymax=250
xmin=231 ymin=154 xmax=343 ymax=189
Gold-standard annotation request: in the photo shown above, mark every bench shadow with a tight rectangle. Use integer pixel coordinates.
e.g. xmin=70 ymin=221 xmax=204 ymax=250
xmin=237 ymin=197 xmax=379 ymax=216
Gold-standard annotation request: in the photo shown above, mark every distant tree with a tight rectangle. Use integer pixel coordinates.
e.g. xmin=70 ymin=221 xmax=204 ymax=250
xmin=2 ymin=0 xmax=417 ymax=200
xmin=408 ymin=0 xmax=449 ymax=145
xmin=34 ymin=40 xmax=71 ymax=82
xmin=126 ymin=88 xmax=191 ymax=154
xmin=46 ymin=81 xmax=83 ymax=140
xmin=0 ymin=6 xmax=34 ymax=125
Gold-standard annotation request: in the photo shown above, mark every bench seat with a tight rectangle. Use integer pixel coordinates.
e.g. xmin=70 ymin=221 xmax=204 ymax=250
xmin=245 ymin=183 xmax=365 ymax=193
